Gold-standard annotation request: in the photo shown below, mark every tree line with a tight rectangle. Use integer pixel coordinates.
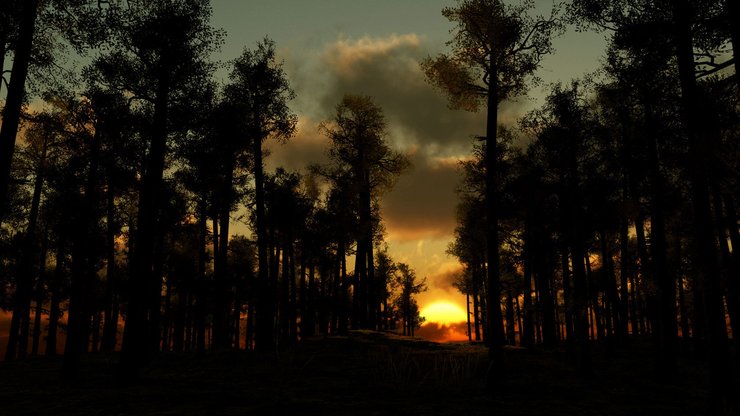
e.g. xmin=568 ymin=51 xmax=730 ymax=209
xmin=0 ymin=0 xmax=429 ymax=380
xmin=426 ymin=0 xmax=737 ymax=413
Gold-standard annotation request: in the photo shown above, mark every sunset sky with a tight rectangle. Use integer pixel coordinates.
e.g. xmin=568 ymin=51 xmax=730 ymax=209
xmin=212 ymin=0 xmax=607 ymax=337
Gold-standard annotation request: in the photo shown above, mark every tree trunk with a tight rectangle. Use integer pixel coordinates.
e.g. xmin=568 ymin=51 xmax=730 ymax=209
xmin=31 ymin=231 xmax=48 ymax=356
xmin=505 ymin=289 xmax=515 ymax=345
xmin=522 ymin=224 xmax=535 ymax=348
xmin=46 ymin=234 xmax=66 ymax=357
xmin=484 ymin=65 xmax=505 ymax=360
xmin=196 ymin=201 xmax=208 ymax=356
xmin=675 ymin=235 xmax=691 ymax=345
xmin=288 ymin=239 xmax=298 ymax=344
xmin=466 ymin=293 xmax=472 ymax=342
xmin=0 ymin=0 xmax=39 ymax=215
xmin=619 ymin=218 xmax=631 ymax=339
xmin=253 ymin=122 xmax=274 ymax=351
xmin=101 ymin=185 xmax=119 ymax=352
xmin=600 ymin=229 xmax=620 ymax=347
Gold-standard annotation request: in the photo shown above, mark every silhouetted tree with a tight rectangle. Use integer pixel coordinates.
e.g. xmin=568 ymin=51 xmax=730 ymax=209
xmin=422 ymin=0 xmax=562 ymax=358
xmin=225 ymin=38 xmax=297 ymax=351
xmin=81 ymin=0 xmax=223 ymax=377
xmin=393 ymin=263 xmax=427 ymax=337
xmin=318 ymin=94 xmax=409 ymax=330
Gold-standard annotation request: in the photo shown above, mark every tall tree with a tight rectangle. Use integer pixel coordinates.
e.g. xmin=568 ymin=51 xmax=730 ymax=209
xmin=422 ymin=0 xmax=561 ymax=358
xmin=394 ymin=263 xmax=427 ymax=337
xmin=0 ymin=0 xmax=39 ymax=217
xmin=84 ymin=0 xmax=223 ymax=377
xmin=318 ymin=94 xmax=409 ymax=330
xmin=225 ymin=39 xmax=296 ymax=351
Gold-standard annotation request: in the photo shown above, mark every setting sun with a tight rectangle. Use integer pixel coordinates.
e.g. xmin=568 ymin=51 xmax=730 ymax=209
xmin=420 ymin=301 xmax=467 ymax=325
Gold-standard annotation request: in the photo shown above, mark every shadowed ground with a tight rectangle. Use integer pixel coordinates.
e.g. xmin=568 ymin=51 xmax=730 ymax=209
xmin=0 ymin=331 xmax=707 ymax=415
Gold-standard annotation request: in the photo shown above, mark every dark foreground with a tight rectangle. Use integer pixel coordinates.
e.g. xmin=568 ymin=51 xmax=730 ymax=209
xmin=0 ymin=331 xmax=709 ymax=415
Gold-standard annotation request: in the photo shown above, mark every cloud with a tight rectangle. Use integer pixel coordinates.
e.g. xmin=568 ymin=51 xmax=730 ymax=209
xmin=318 ymin=34 xmax=486 ymax=156
xmin=426 ymin=261 xmax=464 ymax=294
xmin=381 ymin=152 xmax=461 ymax=242
xmin=264 ymin=116 xmax=329 ymax=172
xmin=416 ymin=321 xmax=469 ymax=342
xmin=278 ymin=34 xmax=534 ymax=243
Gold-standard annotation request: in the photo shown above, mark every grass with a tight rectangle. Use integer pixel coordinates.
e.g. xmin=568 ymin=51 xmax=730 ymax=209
xmin=0 ymin=332 xmax=711 ymax=415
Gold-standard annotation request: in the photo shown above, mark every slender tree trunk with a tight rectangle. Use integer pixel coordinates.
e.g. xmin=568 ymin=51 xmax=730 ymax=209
xmin=289 ymin=240 xmax=298 ymax=344
xmin=713 ymin=188 xmax=738 ymax=341
xmin=101 ymin=185 xmax=119 ymax=352
xmin=31 ymin=231 xmax=48 ymax=356
xmin=46 ymin=234 xmax=65 ymax=357
xmin=338 ymin=240 xmax=348 ymax=335
xmin=90 ymin=312 xmax=101 ymax=353
xmin=691 ymin=268 xmax=707 ymax=354
xmin=600 ymin=229 xmax=620 ymax=348
xmin=0 ymin=31 xmax=6 ymax=97
xmin=172 ymin=277 xmax=186 ymax=353
xmin=484 ymin=65 xmax=505 ymax=359
xmin=617 ymin=118 xmax=634 ymax=340
xmin=279 ymin=232 xmax=290 ymax=346
xmin=522 ymin=225 xmax=535 ymax=348
xmin=0 ymin=0 xmax=39 ymax=215
xmin=466 ymin=293 xmax=472 ymax=342
xmin=211 ymin=214 xmax=223 ymax=348
xmin=148 ymin=224 xmax=166 ymax=354
xmin=253 ymin=122 xmax=274 ymax=351
xmin=473 ymin=287 xmax=481 ymax=341
xmin=537 ymin=261 xmax=557 ymax=349
xmin=675 ymin=235 xmax=691 ymax=345
xmin=505 ymin=289 xmax=515 ymax=345
xmin=724 ymin=195 xmax=740 ymax=351
xmin=245 ymin=299 xmax=254 ymax=350
xmin=586 ymin=252 xmax=602 ymax=341
xmin=196 ymin=201 xmax=208 ymax=357
xmin=619 ymin=218 xmax=631 ymax=339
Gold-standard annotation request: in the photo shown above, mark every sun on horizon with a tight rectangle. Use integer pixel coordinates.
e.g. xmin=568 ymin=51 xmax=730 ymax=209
xmin=420 ymin=300 xmax=467 ymax=326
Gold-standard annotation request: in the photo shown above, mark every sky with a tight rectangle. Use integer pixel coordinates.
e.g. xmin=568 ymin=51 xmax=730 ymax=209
xmin=210 ymin=0 xmax=608 ymax=339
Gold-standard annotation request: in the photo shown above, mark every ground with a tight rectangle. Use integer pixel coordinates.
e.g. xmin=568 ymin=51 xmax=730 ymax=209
xmin=0 ymin=332 xmax=709 ymax=415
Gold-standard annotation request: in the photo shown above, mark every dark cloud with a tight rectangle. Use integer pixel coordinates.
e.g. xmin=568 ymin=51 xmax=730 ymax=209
xmin=280 ymin=34 xmax=527 ymax=242
xmin=381 ymin=151 xmax=460 ymax=242
xmin=264 ymin=117 xmax=329 ymax=172
xmin=416 ymin=322 xmax=469 ymax=343
xmin=319 ymin=34 xmax=484 ymax=155
xmin=426 ymin=262 xmax=463 ymax=294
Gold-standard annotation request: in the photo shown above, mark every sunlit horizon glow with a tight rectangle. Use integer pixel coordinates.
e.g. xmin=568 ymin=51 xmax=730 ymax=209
xmin=420 ymin=301 xmax=467 ymax=326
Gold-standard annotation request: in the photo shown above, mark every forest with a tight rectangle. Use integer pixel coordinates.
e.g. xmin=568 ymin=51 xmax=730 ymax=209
xmin=0 ymin=0 xmax=738 ymax=415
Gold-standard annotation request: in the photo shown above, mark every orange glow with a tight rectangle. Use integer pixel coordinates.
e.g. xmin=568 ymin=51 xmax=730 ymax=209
xmin=420 ymin=301 xmax=467 ymax=326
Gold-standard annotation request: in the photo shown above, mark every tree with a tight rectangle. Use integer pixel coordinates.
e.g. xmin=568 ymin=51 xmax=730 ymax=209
xmin=394 ymin=263 xmax=427 ymax=337
xmin=318 ymin=94 xmax=409 ymax=330
xmin=570 ymin=0 xmax=737 ymax=407
xmin=422 ymin=0 xmax=562 ymax=358
xmin=83 ymin=0 xmax=223 ymax=377
xmin=225 ymin=38 xmax=297 ymax=351
xmin=0 ymin=0 xmax=40 ymax=217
